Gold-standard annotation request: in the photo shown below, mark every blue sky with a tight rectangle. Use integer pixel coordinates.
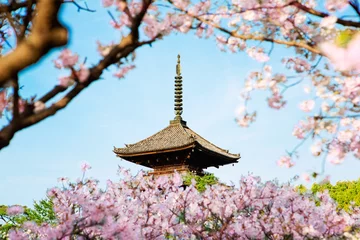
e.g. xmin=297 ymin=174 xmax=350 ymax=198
xmin=1 ymin=2 xmax=360 ymax=207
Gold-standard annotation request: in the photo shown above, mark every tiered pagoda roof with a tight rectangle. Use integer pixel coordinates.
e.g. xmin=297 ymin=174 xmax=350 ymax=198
xmin=114 ymin=55 xmax=240 ymax=175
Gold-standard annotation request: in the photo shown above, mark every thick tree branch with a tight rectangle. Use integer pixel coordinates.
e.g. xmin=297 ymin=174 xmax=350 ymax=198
xmin=190 ymin=13 xmax=321 ymax=54
xmin=0 ymin=0 xmax=68 ymax=87
xmin=290 ymin=1 xmax=360 ymax=28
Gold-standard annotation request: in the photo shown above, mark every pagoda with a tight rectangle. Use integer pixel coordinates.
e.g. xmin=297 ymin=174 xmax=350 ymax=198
xmin=113 ymin=55 xmax=240 ymax=176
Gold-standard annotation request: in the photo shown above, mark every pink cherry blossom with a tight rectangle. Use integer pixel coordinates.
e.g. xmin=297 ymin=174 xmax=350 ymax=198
xmin=58 ymin=76 xmax=73 ymax=87
xmin=319 ymin=33 xmax=360 ymax=72
xmin=277 ymin=155 xmax=295 ymax=168
xmin=325 ymin=0 xmax=349 ymax=11
xmin=310 ymin=142 xmax=322 ymax=158
xmin=0 ymin=89 xmax=7 ymax=113
xmin=76 ymin=64 xmax=90 ymax=83
xmin=33 ymin=101 xmax=45 ymax=113
xmin=246 ymin=47 xmax=270 ymax=62
xmin=319 ymin=16 xmax=337 ymax=29
xmin=58 ymin=49 xmax=79 ymax=68
xmin=302 ymin=173 xmax=311 ymax=182
xmin=338 ymin=130 xmax=353 ymax=143
xmin=57 ymin=177 xmax=69 ymax=183
xmin=327 ymin=143 xmax=346 ymax=164
xmin=80 ymin=162 xmax=91 ymax=172
xmin=267 ymin=93 xmax=286 ymax=109
xmin=113 ymin=65 xmax=135 ymax=79
xmin=53 ymin=60 xmax=62 ymax=69
xmin=18 ymin=99 xmax=26 ymax=114
xmin=9 ymin=170 xmax=360 ymax=239
xmin=102 ymin=0 xmax=114 ymax=8
xmin=7 ymin=205 xmax=24 ymax=216
xmin=299 ymin=100 xmax=315 ymax=112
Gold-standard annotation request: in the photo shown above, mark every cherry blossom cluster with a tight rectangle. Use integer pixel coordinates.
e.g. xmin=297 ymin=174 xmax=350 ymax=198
xmin=7 ymin=167 xmax=360 ymax=239
xmin=53 ymin=49 xmax=90 ymax=88
xmin=163 ymin=0 xmax=360 ymax=172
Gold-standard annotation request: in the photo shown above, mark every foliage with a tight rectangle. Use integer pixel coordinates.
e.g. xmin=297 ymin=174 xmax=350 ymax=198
xmin=182 ymin=172 xmax=219 ymax=192
xmin=25 ymin=198 xmax=57 ymax=225
xmin=311 ymin=179 xmax=360 ymax=213
xmin=296 ymin=178 xmax=360 ymax=214
xmin=5 ymin=166 xmax=360 ymax=239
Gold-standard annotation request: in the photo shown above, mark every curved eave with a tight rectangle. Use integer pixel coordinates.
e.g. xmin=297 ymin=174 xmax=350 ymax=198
xmin=113 ymin=144 xmax=195 ymax=158
xmin=195 ymin=143 xmax=240 ymax=163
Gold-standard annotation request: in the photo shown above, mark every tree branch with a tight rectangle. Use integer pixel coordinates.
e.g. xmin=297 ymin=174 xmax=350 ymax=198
xmin=190 ymin=12 xmax=321 ymax=54
xmin=0 ymin=0 xmax=68 ymax=87
xmin=290 ymin=1 xmax=360 ymax=28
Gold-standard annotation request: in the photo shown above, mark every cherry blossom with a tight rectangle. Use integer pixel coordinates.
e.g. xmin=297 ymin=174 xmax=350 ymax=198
xmin=299 ymin=100 xmax=315 ymax=112
xmin=6 ymin=205 xmax=24 ymax=216
xmin=102 ymin=0 xmax=114 ymax=8
xmin=319 ymin=16 xmax=338 ymax=29
xmin=325 ymin=0 xmax=349 ymax=12
xmin=80 ymin=162 xmax=92 ymax=172
xmin=58 ymin=76 xmax=73 ymax=88
xmin=76 ymin=64 xmax=90 ymax=83
xmin=113 ymin=65 xmax=135 ymax=79
xmin=277 ymin=155 xmax=295 ymax=168
xmin=302 ymin=173 xmax=311 ymax=182
xmin=319 ymin=33 xmax=360 ymax=72
xmin=8 ymin=169 xmax=360 ymax=239
xmin=33 ymin=101 xmax=45 ymax=113
xmin=0 ymin=90 xmax=7 ymax=113
xmin=57 ymin=49 xmax=79 ymax=68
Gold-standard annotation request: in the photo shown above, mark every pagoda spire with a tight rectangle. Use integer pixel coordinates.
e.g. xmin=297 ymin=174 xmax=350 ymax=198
xmin=174 ymin=54 xmax=183 ymax=120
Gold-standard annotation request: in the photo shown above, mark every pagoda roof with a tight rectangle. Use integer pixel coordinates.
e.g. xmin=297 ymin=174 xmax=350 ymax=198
xmin=113 ymin=120 xmax=240 ymax=161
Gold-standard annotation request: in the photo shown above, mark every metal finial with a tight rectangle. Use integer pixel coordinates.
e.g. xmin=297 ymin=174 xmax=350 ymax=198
xmin=176 ymin=54 xmax=181 ymax=76
xmin=174 ymin=54 xmax=183 ymax=120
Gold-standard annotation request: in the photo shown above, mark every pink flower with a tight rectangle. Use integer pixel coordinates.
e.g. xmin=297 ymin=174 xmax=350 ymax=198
xmin=299 ymin=100 xmax=315 ymax=112
xmin=325 ymin=0 xmax=348 ymax=11
xmin=283 ymin=57 xmax=311 ymax=73
xmin=327 ymin=144 xmax=346 ymax=164
xmin=7 ymin=205 xmax=24 ymax=216
xmin=76 ymin=64 xmax=90 ymax=83
xmin=81 ymin=162 xmax=92 ymax=172
xmin=310 ymin=141 xmax=322 ymax=156
xmin=102 ymin=0 xmax=114 ymax=7
xmin=235 ymin=113 xmax=256 ymax=127
xmin=319 ymin=16 xmax=337 ymax=28
xmin=246 ymin=47 xmax=270 ymax=62
xmin=319 ymin=33 xmax=360 ymax=72
xmin=267 ymin=93 xmax=286 ymax=109
xmin=58 ymin=76 xmax=73 ymax=87
xmin=337 ymin=130 xmax=353 ymax=143
xmin=302 ymin=173 xmax=311 ymax=183
xmin=113 ymin=65 xmax=135 ymax=79
xmin=0 ymin=90 xmax=8 ymax=113
xmin=33 ymin=101 xmax=45 ymax=113
xmin=58 ymin=49 xmax=79 ymax=68
xmin=18 ymin=99 xmax=26 ymax=113
xmin=9 ymin=171 xmax=357 ymax=239
xmin=57 ymin=177 xmax=69 ymax=183
xmin=53 ymin=60 xmax=63 ymax=69
xmin=277 ymin=155 xmax=295 ymax=168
